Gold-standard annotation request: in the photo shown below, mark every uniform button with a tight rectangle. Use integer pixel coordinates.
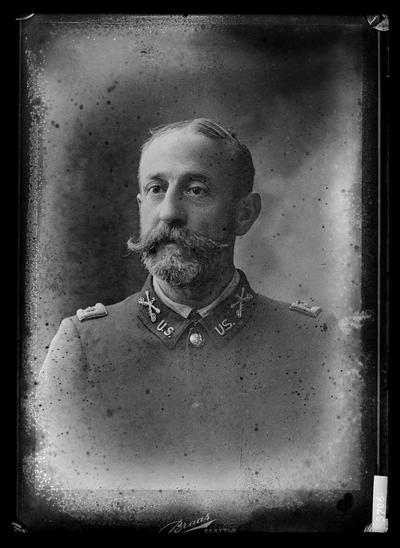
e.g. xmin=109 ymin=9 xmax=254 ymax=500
xmin=189 ymin=332 xmax=204 ymax=347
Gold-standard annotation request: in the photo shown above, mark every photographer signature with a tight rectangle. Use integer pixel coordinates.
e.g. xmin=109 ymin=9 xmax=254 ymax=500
xmin=159 ymin=513 xmax=216 ymax=534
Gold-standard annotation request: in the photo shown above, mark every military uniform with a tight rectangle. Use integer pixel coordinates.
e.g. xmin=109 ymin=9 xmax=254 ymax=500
xmin=36 ymin=270 xmax=356 ymax=491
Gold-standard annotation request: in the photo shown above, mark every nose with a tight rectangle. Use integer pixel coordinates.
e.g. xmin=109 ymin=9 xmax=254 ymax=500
xmin=158 ymin=187 xmax=187 ymax=224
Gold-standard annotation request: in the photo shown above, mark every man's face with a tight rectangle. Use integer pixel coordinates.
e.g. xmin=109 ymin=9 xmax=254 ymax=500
xmin=138 ymin=129 xmax=241 ymax=243
xmin=136 ymin=129 xmax=241 ymax=285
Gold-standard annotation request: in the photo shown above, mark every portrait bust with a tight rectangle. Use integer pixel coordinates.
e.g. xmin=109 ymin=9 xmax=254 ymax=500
xmin=35 ymin=119 xmax=355 ymax=494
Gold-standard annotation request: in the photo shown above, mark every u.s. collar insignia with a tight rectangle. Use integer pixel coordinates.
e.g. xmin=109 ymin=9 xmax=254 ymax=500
xmin=76 ymin=302 xmax=108 ymax=321
xmin=138 ymin=290 xmax=160 ymax=323
xmin=289 ymin=300 xmax=322 ymax=317
xmin=230 ymin=286 xmax=254 ymax=319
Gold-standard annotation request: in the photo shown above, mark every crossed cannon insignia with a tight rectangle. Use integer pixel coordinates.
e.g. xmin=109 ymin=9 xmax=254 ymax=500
xmin=138 ymin=290 xmax=161 ymax=323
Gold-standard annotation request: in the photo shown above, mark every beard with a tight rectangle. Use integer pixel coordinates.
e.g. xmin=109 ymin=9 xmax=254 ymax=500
xmin=127 ymin=223 xmax=230 ymax=287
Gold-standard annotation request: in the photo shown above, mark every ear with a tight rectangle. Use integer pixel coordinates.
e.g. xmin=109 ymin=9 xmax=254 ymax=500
xmin=137 ymin=193 xmax=142 ymax=207
xmin=235 ymin=192 xmax=261 ymax=236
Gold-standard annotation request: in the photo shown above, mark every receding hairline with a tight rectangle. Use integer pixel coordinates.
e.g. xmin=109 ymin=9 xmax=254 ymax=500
xmin=138 ymin=118 xmax=255 ymax=195
xmin=141 ymin=125 xmax=233 ymax=154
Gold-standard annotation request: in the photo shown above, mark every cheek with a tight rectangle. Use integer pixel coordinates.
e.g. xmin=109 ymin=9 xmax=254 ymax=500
xmin=217 ymin=216 xmax=237 ymax=240
xmin=194 ymin=207 xmax=237 ymax=240
xmin=139 ymin=205 xmax=158 ymax=232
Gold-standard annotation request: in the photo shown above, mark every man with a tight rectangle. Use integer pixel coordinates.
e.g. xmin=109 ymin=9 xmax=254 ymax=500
xmin=36 ymin=119 xmax=356 ymax=493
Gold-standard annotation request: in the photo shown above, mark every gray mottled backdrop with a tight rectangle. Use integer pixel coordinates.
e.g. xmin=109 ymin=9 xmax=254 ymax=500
xmin=22 ymin=15 xmax=362 ymax=373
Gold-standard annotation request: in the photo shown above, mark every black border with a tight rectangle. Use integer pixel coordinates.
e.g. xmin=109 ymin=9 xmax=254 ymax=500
xmin=10 ymin=11 xmax=391 ymax=538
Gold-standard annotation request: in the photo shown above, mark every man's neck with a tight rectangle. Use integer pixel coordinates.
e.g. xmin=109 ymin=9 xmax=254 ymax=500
xmin=154 ymin=264 xmax=236 ymax=310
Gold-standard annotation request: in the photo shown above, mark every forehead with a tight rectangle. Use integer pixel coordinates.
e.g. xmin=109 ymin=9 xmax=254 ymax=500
xmin=139 ymin=129 xmax=236 ymax=180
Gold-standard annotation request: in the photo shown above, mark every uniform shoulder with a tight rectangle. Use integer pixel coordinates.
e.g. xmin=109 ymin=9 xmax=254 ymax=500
xmin=63 ymin=290 xmax=142 ymax=328
xmin=255 ymin=292 xmax=336 ymax=327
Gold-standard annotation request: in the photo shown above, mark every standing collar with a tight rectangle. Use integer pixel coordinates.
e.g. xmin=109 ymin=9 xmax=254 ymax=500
xmin=136 ymin=269 xmax=258 ymax=349
xmin=152 ymin=270 xmax=240 ymax=319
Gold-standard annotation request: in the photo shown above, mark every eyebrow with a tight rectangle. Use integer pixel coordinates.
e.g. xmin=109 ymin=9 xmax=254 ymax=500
xmin=143 ymin=172 xmax=211 ymax=183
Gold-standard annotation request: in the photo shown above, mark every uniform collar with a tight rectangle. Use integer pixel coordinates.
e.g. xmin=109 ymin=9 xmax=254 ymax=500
xmin=136 ymin=270 xmax=257 ymax=349
xmin=152 ymin=270 xmax=240 ymax=319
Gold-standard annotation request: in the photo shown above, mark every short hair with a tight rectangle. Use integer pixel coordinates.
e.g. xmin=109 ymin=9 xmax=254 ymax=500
xmin=139 ymin=118 xmax=255 ymax=196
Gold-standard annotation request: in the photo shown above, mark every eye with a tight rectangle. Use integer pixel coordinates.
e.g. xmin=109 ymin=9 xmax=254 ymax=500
xmin=146 ymin=184 xmax=165 ymax=195
xmin=185 ymin=183 xmax=209 ymax=196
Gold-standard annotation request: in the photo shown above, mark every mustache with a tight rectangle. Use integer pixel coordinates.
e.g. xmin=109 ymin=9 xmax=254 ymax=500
xmin=127 ymin=223 xmax=229 ymax=257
